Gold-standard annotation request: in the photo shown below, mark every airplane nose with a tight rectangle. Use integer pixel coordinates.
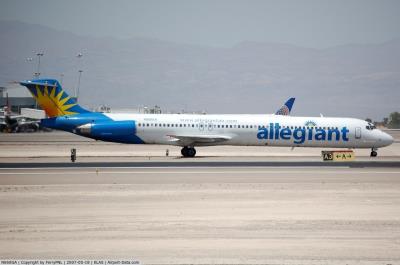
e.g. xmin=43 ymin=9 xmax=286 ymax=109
xmin=381 ymin=131 xmax=394 ymax=146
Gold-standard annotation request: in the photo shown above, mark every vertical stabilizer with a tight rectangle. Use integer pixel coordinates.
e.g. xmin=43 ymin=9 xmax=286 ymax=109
xmin=20 ymin=79 xmax=90 ymax=117
xmin=275 ymin=97 xmax=295 ymax=115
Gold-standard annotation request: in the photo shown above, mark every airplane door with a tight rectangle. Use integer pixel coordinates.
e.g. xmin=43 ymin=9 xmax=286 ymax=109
xmin=355 ymin=127 xmax=361 ymax=139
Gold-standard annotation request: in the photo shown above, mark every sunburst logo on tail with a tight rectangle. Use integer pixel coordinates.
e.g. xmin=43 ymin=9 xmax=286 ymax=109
xmin=30 ymin=84 xmax=78 ymax=117
xmin=20 ymin=79 xmax=89 ymax=118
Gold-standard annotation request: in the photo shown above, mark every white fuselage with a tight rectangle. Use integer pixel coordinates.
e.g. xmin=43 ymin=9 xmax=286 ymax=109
xmin=102 ymin=113 xmax=393 ymax=149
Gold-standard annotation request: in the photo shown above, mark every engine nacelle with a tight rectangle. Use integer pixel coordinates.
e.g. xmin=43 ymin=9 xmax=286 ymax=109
xmin=77 ymin=121 xmax=143 ymax=144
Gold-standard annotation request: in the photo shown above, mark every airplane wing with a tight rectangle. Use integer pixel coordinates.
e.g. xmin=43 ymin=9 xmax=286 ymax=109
xmin=167 ymin=134 xmax=231 ymax=146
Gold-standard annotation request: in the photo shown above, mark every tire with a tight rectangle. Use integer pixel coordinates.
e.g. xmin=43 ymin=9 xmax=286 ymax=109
xmin=181 ymin=147 xmax=188 ymax=157
xmin=187 ymin=148 xmax=196 ymax=157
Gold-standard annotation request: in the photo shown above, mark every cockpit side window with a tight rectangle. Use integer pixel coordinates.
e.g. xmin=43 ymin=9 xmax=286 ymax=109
xmin=366 ymin=123 xmax=376 ymax=130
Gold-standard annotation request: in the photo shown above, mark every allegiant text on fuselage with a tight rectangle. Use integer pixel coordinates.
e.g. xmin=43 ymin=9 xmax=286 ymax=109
xmin=257 ymin=123 xmax=350 ymax=144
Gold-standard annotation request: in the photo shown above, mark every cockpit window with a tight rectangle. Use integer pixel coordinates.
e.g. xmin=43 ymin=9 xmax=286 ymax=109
xmin=366 ymin=123 xmax=376 ymax=130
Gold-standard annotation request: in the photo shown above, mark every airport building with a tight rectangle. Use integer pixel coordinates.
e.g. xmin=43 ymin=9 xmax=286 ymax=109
xmin=0 ymin=83 xmax=37 ymax=113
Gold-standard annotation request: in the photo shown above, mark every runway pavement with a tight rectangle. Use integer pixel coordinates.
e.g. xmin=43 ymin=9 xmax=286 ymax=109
xmin=1 ymin=160 xmax=400 ymax=168
xmin=0 ymin=166 xmax=400 ymax=264
xmin=0 ymin=131 xmax=400 ymax=263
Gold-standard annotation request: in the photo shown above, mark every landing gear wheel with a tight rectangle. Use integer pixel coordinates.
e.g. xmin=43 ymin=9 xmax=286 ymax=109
xmin=370 ymin=148 xmax=378 ymax=157
xmin=187 ymin=147 xmax=196 ymax=157
xmin=181 ymin=147 xmax=196 ymax=157
xmin=181 ymin=147 xmax=188 ymax=157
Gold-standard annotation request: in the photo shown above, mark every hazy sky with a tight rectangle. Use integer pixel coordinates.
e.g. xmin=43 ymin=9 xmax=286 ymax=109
xmin=1 ymin=0 xmax=400 ymax=48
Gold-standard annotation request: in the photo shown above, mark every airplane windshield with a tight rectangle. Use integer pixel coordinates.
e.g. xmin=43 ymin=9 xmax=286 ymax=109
xmin=366 ymin=123 xmax=376 ymax=130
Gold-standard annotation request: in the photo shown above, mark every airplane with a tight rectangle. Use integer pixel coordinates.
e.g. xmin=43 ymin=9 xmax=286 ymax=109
xmin=19 ymin=79 xmax=393 ymax=157
xmin=3 ymin=115 xmax=40 ymax=133
xmin=0 ymin=106 xmax=40 ymax=133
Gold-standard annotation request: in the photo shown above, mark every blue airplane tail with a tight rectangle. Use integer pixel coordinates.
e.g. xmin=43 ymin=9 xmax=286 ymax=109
xmin=275 ymin=97 xmax=295 ymax=115
xmin=20 ymin=79 xmax=90 ymax=118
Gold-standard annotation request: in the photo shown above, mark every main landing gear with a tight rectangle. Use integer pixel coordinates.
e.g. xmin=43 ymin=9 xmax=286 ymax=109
xmin=370 ymin=148 xmax=378 ymax=157
xmin=181 ymin=146 xmax=196 ymax=157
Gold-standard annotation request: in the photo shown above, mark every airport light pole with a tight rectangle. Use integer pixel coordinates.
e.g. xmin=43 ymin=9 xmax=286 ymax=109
xmin=75 ymin=52 xmax=83 ymax=102
xmin=76 ymin=70 xmax=83 ymax=102
xmin=34 ymin=52 xmax=44 ymax=78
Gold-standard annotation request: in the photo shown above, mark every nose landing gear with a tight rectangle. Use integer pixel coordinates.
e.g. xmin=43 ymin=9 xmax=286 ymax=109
xmin=370 ymin=148 xmax=378 ymax=157
xmin=181 ymin=146 xmax=196 ymax=157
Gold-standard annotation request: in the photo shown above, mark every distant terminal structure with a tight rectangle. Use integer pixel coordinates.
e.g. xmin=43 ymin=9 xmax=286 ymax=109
xmin=0 ymin=84 xmax=37 ymax=114
xmin=94 ymin=105 xmax=163 ymax=114
xmin=94 ymin=104 xmax=205 ymax=115
xmin=0 ymin=82 xmax=202 ymax=118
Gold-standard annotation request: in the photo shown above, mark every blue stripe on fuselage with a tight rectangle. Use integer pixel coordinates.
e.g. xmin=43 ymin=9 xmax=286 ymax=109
xmin=41 ymin=112 xmax=111 ymax=132
xmin=40 ymin=113 xmax=144 ymax=144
